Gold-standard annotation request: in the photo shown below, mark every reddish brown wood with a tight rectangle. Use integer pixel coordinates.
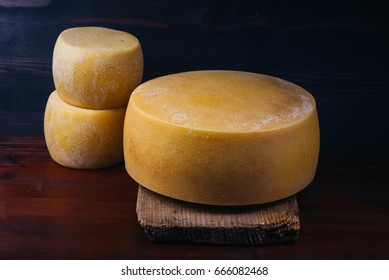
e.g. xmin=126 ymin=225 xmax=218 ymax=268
xmin=0 ymin=136 xmax=388 ymax=259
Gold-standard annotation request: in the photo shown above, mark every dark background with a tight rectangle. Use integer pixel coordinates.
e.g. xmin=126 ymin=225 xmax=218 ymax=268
xmin=0 ymin=0 xmax=388 ymax=259
xmin=1 ymin=0 xmax=389 ymax=148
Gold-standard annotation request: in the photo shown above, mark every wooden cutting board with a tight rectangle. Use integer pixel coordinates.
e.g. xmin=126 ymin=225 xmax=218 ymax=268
xmin=136 ymin=185 xmax=300 ymax=245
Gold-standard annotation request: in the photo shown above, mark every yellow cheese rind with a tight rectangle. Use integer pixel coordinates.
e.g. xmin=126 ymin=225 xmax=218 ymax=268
xmin=44 ymin=91 xmax=126 ymax=169
xmin=124 ymin=70 xmax=320 ymax=206
xmin=52 ymin=26 xmax=143 ymax=110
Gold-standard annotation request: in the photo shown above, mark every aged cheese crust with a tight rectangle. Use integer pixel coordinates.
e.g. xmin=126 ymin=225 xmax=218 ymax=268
xmin=53 ymin=26 xmax=143 ymax=110
xmin=124 ymin=70 xmax=320 ymax=205
xmin=44 ymin=91 xmax=126 ymax=169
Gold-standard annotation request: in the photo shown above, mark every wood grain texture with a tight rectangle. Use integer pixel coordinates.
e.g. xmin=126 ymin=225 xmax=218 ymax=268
xmin=137 ymin=186 xmax=299 ymax=245
xmin=0 ymin=136 xmax=389 ymax=259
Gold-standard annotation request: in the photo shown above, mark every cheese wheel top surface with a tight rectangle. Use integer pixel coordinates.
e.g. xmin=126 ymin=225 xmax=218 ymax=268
xmin=131 ymin=71 xmax=315 ymax=133
xmin=53 ymin=26 xmax=143 ymax=109
xmin=124 ymin=70 xmax=320 ymax=205
xmin=59 ymin=26 xmax=140 ymax=53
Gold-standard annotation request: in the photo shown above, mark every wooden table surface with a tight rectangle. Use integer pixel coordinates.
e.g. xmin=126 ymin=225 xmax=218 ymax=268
xmin=1 ymin=0 xmax=389 ymax=259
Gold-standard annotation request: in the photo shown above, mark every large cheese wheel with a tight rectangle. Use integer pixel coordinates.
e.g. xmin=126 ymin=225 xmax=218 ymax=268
xmin=44 ymin=91 xmax=126 ymax=169
xmin=53 ymin=26 xmax=143 ymax=109
xmin=124 ymin=70 xmax=320 ymax=206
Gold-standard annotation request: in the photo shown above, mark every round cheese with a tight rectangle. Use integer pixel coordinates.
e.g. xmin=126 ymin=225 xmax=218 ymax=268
xmin=53 ymin=26 xmax=143 ymax=110
xmin=124 ymin=70 xmax=320 ymax=206
xmin=44 ymin=91 xmax=126 ymax=169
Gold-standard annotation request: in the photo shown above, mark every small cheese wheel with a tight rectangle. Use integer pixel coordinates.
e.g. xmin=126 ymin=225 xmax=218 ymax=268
xmin=124 ymin=70 xmax=320 ymax=206
xmin=53 ymin=26 xmax=143 ymax=109
xmin=44 ymin=91 xmax=126 ymax=169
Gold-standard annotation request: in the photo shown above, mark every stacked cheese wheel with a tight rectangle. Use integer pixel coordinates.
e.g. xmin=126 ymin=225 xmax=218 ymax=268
xmin=44 ymin=27 xmax=143 ymax=169
xmin=124 ymin=71 xmax=320 ymax=205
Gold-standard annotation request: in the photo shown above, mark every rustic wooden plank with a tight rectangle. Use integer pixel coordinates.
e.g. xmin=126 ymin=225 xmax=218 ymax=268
xmin=136 ymin=185 xmax=300 ymax=245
